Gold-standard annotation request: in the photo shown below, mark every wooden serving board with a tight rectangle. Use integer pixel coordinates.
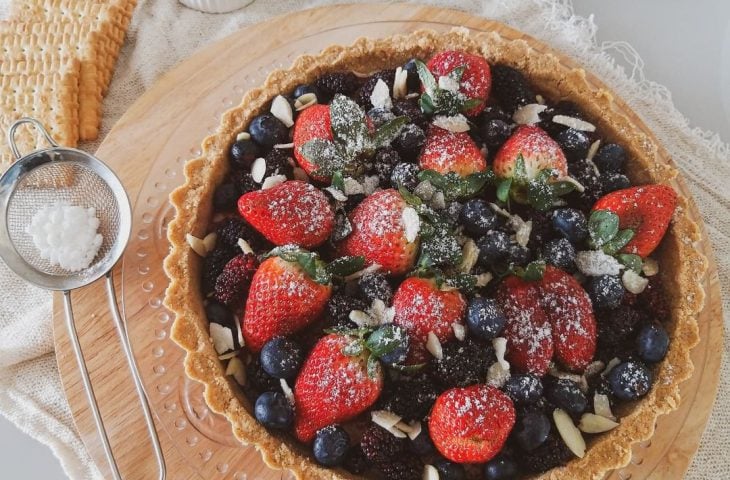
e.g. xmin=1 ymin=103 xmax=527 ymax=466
xmin=52 ymin=4 xmax=724 ymax=480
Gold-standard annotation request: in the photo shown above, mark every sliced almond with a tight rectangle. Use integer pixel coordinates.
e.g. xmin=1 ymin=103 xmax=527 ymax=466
xmin=426 ymin=332 xmax=443 ymax=360
xmin=430 ymin=191 xmax=446 ymax=210
xmin=432 ymin=114 xmax=470 ymax=132
xmin=406 ymin=420 xmax=422 ymax=440
xmin=513 ymin=218 xmax=532 ymax=248
xmin=493 ymin=337 xmax=509 ymax=371
xmin=452 ymin=322 xmax=466 ymax=341
xmin=413 ymin=180 xmax=436 ymax=201
xmin=559 ymin=176 xmax=586 ymax=193
xmin=343 ymin=263 xmax=381 ymax=282
xmin=372 ymin=410 xmax=402 ymax=430
xmin=370 ymin=78 xmax=392 ymax=110
xmin=218 ymin=351 xmax=238 ymax=360
xmin=186 ymin=233 xmax=208 ymax=257
xmin=325 ymin=186 xmax=348 ymax=202
xmin=270 ymin=95 xmax=294 ymax=127
xmin=593 ymin=393 xmax=616 ymax=421
xmin=602 ymin=357 xmax=621 ymax=376
xmin=487 ymin=361 xmax=510 ymax=388
xmin=552 ymin=115 xmax=596 ymax=132
xmin=402 ymin=207 xmax=420 ymax=243
xmin=236 ymin=131 xmax=251 ymax=141
xmin=393 ymin=66 xmax=408 ymax=99
xmin=273 ymin=142 xmax=294 ymax=149
xmin=385 ymin=424 xmax=408 ymax=438
xmin=578 ymin=413 xmax=619 ymax=433
xmin=262 ymin=174 xmax=287 ymax=190
xmin=437 ymin=74 xmax=460 ymax=92
xmin=210 ymin=323 xmax=235 ymax=355
xmin=343 ymin=177 xmax=364 ymax=196
xmin=475 ymin=272 xmax=493 ymax=287
xmin=250 ymin=157 xmax=267 ymax=183
xmin=553 ymin=408 xmax=586 ymax=458
xmin=586 ymin=139 xmax=601 ymax=161
xmin=202 ymin=232 xmax=217 ymax=253
xmin=584 ymin=361 xmax=606 ymax=378
xmin=423 ymin=464 xmax=439 ymax=480
xmin=513 ymin=103 xmax=547 ymax=125
xmin=395 ymin=420 xmax=417 ymax=434
xmin=362 ymin=175 xmax=380 ymax=195
xmin=225 ymin=356 xmax=247 ymax=386
xmin=237 ymin=238 xmax=254 ymax=255
xmin=349 ymin=309 xmax=375 ymax=328
xmin=280 ymin=379 xmax=295 ymax=406
xmin=642 ymin=258 xmax=659 ymax=276
xmin=294 ymin=92 xmax=318 ymax=111
xmin=622 ymin=269 xmax=649 ymax=294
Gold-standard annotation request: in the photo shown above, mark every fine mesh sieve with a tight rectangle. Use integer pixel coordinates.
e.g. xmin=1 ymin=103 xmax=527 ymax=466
xmin=0 ymin=118 xmax=165 ymax=480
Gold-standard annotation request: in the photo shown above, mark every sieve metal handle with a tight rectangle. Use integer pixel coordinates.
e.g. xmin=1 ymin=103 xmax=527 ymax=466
xmin=7 ymin=118 xmax=59 ymax=160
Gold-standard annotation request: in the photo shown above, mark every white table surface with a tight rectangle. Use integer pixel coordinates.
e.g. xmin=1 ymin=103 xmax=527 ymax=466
xmin=0 ymin=1 xmax=727 ymax=478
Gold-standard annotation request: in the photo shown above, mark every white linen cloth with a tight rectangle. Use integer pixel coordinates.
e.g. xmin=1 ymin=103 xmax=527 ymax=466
xmin=0 ymin=1 xmax=728 ymax=478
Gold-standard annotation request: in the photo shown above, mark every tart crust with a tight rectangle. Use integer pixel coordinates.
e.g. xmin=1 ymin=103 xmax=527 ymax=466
xmin=164 ymin=28 xmax=707 ymax=480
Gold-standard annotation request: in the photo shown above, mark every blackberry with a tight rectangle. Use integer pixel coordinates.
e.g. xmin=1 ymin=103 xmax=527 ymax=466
xmin=326 ymin=292 xmax=369 ymax=327
xmin=478 ymin=105 xmax=512 ymax=124
xmin=245 ymin=357 xmax=281 ymax=398
xmin=377 ymin=454 xmax=423 ymax=480
xmin=202 ymin=246 xmax=237 ymax=293
xmin=390 ymin=162 xmax=420 ymax=190
xmin=393 ymin=124 xmax=426 ymax=161
xmin=216 ymin=218 xmax=256 ymax=249
xmin=231 ymin=170 xmax=258 ymax=196
xmin=360 ymin=424 xmax=405 ymax=464
xmin=596 ymin=306 xmax=643 ymax=360
xmin=264 ymin=148 xmax=292 ymax=178
xmin=538 ymin=101 xmax=584 ymax=138
xmin=521 ymin=434 xmax=572 ymax=473
xmin=213 ymin=182 xmax=239 ymax=211
xmin=213 ymin=253 xmax=259 ymax=307
xmin=480 ymin=118 xmax=512 ymax=148
xmin=637 ymin=276 xmax=669 ymax=321
xmin=372 ymin=147 xmax=401 ymax=186
xmin=377 ymin=373 xmax=438 ymax=421
xmin=357 ymin=69 xmax=396 ymax=109
xmin=567 ymin=160 xmax=604 ymax=210
xmin=393 ymin=100 xmax=429 ymax=130
xmin=344 ymin=193 xmax=366 ymax=213
xmin=358 ymin=272 xmax=394 ymax=305
xmin=315 ymin=72 xmax=359 ymax=102
xmin=408 ymin=425 xmax=435 ymax=455
xmin=491 ymin=64 xmax=536 ymax=113
xmin=433 ymin=339 xmax=493 ymax=388
xmin=343 ymin=446 xmax=370 ymax=474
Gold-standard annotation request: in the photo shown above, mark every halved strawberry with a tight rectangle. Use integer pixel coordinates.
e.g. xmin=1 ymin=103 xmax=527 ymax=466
xmin=493 ymin=125 xmax=568 ymax=180
xmin=294 ymin=334 xmax=383 ymax=442
xmin=592 ymin=185 xmax=677 ymax=257
xmin=419 ymin=126 xmax=486 ymax=177
xmin=429 ymin=385 xmax=515 ymax=463
xmin=426 ymin=50 xmax=491 ymax=116
xmin=495 ymin=275 xmax=553 ymax=375
xmin=337 ymin=189 xmax=419 ymax=275
xmin=292 ymin=104 xmax=332 ymax=180
xmin=539 ymin=266 xmax=597 ymax=371
xmin=392 ymin=277 xmax=466 ymax=364
xmin=237 ymin=180 xmax=334 ymax=249
xmin=242 ymin=255 xmax=332 ymax=352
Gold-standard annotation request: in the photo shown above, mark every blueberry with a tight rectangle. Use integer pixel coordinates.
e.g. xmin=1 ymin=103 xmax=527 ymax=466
xmin=556 ymin=128 xmax=590 ymax=162
xmin=402 ymin=59 xmax=421 ymax=91
xmin=460 ymin=199 xmax=500 ymax=236
xmin=393 ymin=123 xmax=426 ymax=161
xmin=545 ymin=378 xmax=587 ymax=415
xmin=359 ymin=273 xmax=394 ymax=305
xmin=229 ymin=139 xmax=260 ymax=170
xmin=594 ymin=143 xmax=626 ymax=173
xmin=390 ymin=162 xmax=420 ymax=190
xmin=636 ymin=323 xmax=670 ymax=363
xmin=476 ymin=230 xmax=511 ymax=266
xmin=601 ymin=172 xmax=630 ymax=193
xmin=312 ymin=425 xmax=350 ymax=466
xmin=433 ymin=458 xmax=466 ymax=480
xmin=480 ymin=118 xmax=512 ymax=147
xmin=409 ymin=427 xmax=435 ymax=455
xmin=249 ymin=114 xmax=289 ymax=148
xmin=369 ymin=324 xmax=409 ymax=366
xmin=506 ymin=241 xmax=531 ymax=266
xmin=541 ymin=238 xmax=576 ymax=271
xmin=213 ymin=182 xmax=240 ymax=211
xmin=467 ymin=297 xmax=506 ymax=340
xmin=260 ymin=337 xmax=304 ymax=379
xmin=513 ymin=411 xmax=551 ymax=451
xmin=254 ymin=391 xmax=293 ymax=429
xmin=484 ymin=453 xmax=519 ymax=480
xmin=292 ymin=84 xmax=321 ymax=100
xmin=587 ymin=275 xmax=625 ymax=310
xmin=551 ymin=208 xmax=588 ymax=243
xmin=504 ymin=374 xmax=543 ymax=404
xmin=608 ymin=360 xmax=653 ymax=401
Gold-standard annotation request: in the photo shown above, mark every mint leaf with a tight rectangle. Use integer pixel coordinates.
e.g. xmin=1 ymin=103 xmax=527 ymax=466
xmin=602 ymin=229 xmax=635 ymax=255
xmin=496 ymin=177 xmax=512 ymax=203
xmin=373 ymin=116 xmax=408 ymax=149
xmin=588 ymin=210 xmax=620 ymax=248
xmin=398 ymin=187 xmax=423 ymax=206
xmin=447 ymin=64 xmax=466 ymax=83
xmin=616 ymin=253 xmax=643 ymax=274
xmin=326 ymin=255 xmax=365 ymax=277
xmin=415 ymin=59 xmax=437 ymax=91
xmin=514 ymin=260 xmax=546 ymax=281
xmin=365 ymin=325 xmax=407 ymax=358
xmin=527 ymin=179 xmax=554 ymax=211
xmin=330 ymin=94 xmax=372 ymax=158
xmin=419 ymin=92 xmax=435 ymax=115
xmin=331 ymin=171 xmax=345 ymax=191
xmin=419 ymin=226 xmax=462 ymax=268
xmin=300 ymin=138 xmax=348 ymax=176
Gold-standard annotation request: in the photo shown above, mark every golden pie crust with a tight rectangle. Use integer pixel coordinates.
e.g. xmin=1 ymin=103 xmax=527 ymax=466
xmin=164 ymin=28 xmax=707 ymax=480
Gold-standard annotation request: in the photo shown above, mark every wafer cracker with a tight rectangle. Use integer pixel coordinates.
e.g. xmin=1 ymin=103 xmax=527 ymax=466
xmin=0 ymin=69 xmax=79 ymax=187
xmin=10 ymin=0 xmax=137 ymax=94
xmin=0 ymin=30 xmax=103 ymax=141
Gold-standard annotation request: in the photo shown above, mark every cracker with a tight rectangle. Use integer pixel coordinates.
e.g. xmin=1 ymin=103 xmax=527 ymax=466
xmin=10 ymin=0 xmax=137 ymax=94
xmin=0 ymin=68 xmax=79 ymax=187
xmin=0 ymin=29 xmax=102 ymax=141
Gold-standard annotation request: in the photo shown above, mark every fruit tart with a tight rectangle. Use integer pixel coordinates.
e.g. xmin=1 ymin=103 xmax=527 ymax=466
xmin=164 ymin=28 xmax=707 ymax=479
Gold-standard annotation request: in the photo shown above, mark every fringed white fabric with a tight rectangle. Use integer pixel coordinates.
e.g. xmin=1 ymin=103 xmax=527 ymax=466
xmin=0 ymin=1 xmax=727 ymax=478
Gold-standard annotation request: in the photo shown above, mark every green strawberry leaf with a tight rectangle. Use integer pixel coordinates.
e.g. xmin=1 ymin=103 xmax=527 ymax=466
xmin=513 ymin=260 xmax=546 ymax=282
xmin=447 ymin=64 xmax=467 ymax=83
xmin=602 ymin=228 xmax=635 ymax=255
xmin=527 ymin=178 xmax=554 ymax=212
xmin=496 ymin=177 xmax=513 ymax=203
xmin=415 ymin=59 xmax=437 ymax=91
xmin=398 ymin=187 xmax=423 ymax=206
xmin=445 ymin=272 xmax=477 ymax=295
xmin=331 ymin=171 xmax=345 ymax=191
xmin=417 ymin=170 xmax=492 ymax=201
xmin=373 ymin=116 xmax=408 ymax=149
xmin=330 ymin=94 xmax=373 ymax=159
xmin=419 ymin=93 xmax=435 ymax=115
xmin=342 ymin=340 xmax=364 ymax=357
xmin=265 ymin=246 xmax=332 ymax=284
xmin=326 ymin=255 xmax=366 ymax=277
xmin=461 ymin=98 xmax=484 ymax=113
xmin=366 ymin=355 xmax=381 ymax=379
xmin=616 ymin=253 xmax=643 ymax=274
xmin=365 ymin=325 xmax=407 ymax=358
xmin=300 ymin=138 xmax=348 ymax=176
xmin=588 ymin=210 xmax=620 ymax=248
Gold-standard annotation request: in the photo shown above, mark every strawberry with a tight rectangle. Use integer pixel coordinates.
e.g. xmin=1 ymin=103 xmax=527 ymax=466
xmin=496 ymin=265 xmax=597 ymax=374
xmin=237 ymin=180 xmax=334 ymax=249
xmin=592 ymin=185 xmax=677 ymax=257
xmin=493 ymin=125 xmax=568 ymax=180
xmin=495 ymin=275 xmax=553 ymax=375
xmin=418 ymin=126 xmax=486 ymax=177
xmin=426 ymin=50 xmax=491 ymax=116
xmin=292 ymin=104 xmax=332 ymax=180
xmin=242 ymin=255 xmax=332 ymax=352
xmin=392 ymin=277 xmax=466 ymax=364
xmin=294 ymin=334 xmax=383 ymax=442
xmin=539 ymin=266 xmax=597 ymax=371
xmin=429 ymin=385 xmax=515 ymax=463
xmin=337 ymin=189 xmax=419 ymax=275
